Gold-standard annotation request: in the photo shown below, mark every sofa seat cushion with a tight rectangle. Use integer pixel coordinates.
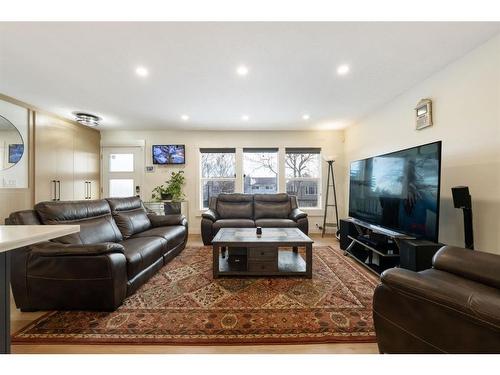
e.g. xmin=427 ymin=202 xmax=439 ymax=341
xmin=212 ymin=219 xmax=256 ymax=230
xmin=119 ymin=237 xmax=166 ymax=279
xmin=255 ymin=219 xmax=298 ymax=228
xmin=132 ymin=226 xmax=186 ymax=251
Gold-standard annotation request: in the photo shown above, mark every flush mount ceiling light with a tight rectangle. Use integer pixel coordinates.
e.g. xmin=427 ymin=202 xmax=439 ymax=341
xmin=241 ymin=114 xmax=249 ymax=121
xmin=236 ymin=65 xmax=249 ymax=76
xmin=181 ymin=114 xmax=189 ymax=121
xmin=302 ymin=114 xmax=311 ymax=120
xmin=336 ymin=64 xmax=350 ymax=76
xmin=135 ymin=66 xmax=149 ymax=77
xmin=74 ymin=112 xmax=101 ymax=127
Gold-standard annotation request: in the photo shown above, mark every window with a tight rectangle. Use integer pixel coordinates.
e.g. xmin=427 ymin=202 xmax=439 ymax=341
xmin=200 ymin=148 xmax=236 ymax=208
xmin=243 ymin=148 xmax=278 ymax=194
xmin=285 ymin=148 xmax=321 ymax=208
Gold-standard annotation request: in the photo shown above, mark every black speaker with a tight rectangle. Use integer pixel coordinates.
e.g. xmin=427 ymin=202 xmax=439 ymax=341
xmin=339 ymin=219 xmax=355 ymax=250
xmin=399 ymin=240 xmax=444 ymax=271
xmin=452 ymin=186 xmax=471 ymax=209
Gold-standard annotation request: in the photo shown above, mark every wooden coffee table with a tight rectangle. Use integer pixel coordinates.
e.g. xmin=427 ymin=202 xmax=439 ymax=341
xmin=212 ymin=227 xmax=313 ymax=278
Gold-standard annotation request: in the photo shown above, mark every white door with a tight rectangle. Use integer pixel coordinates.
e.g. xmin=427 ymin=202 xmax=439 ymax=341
xmin=101 ymin=147 xmax=144 ymax=199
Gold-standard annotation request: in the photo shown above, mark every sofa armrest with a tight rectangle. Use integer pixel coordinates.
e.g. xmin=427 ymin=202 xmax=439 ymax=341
xmin=433 ymin=246 xmax=500 ymax=289
xmin=30 ymin=242 xmax=124 ymax=257
xmin=148 ymin=213 xmax=187 ymax=227
xmin=289 ymin=208 xmax=307 ymax=221
xmin=201 ymin=209 xmax=219 ymax=222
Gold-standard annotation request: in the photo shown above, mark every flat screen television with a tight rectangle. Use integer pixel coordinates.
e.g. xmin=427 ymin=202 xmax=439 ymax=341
xmin=349 ymin=141 xmax=442 ymax=241
xmin=152 ymin=145 xmax=185 ymax=165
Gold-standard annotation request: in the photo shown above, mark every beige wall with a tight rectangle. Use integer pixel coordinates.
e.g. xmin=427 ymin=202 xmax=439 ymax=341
xmin=101 ymin=130 xmax=346 ymax=234
xmin=344 ymin=34 xmax=500 ymax=254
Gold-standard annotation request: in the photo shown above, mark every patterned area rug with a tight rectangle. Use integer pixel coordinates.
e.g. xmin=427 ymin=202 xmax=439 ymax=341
xmin=13 ymin=245 xmax=379 ymax=345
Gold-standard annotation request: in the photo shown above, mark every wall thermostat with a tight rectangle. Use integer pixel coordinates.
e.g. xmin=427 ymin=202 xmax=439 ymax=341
xmin=415 ymin=98 xmax=433 ymax=130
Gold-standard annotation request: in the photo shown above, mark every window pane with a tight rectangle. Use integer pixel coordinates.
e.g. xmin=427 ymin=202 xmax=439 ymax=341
xmin=201 ymin=153 xmax=235 ymax=178
xmin=286 ymin=180 xmax=319 ymax=208
xmin=110 ymin=179 xmax=134 ymax=197
xmin=109 ymin=153 xmax=134 ymax=172
xmin=285 ymin=153 xmax=320 ymax=178
xmin=243 ymin=151 xmax=278 ymax=194
xmin=202 ymin=180 xmax=235 ymax=208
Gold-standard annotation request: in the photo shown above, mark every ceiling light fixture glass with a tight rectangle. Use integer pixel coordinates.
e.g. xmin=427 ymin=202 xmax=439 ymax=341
xmin=236 ymin=65 xmax=249 ymax=76
xmin=181 ymin=115 xmax=189 ymax=121
xmin=337 ymin=64 xmax=350 ymax=76
xmin=74 ymin=112 xmax=101 ymax=127
xmin=135 ymin=66 xmax=149 ymax=77
xmin=241 ymin=115 xmax=249 ymax=121
xmin=302 ymin=114 xmax=310 ymax=120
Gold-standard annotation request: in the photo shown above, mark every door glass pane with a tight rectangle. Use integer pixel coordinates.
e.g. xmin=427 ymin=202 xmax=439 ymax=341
xmin=202 ymin=180 xmax=235 ymax=208
xmin=109 ymin=153 xmax=134 ymax=172
xmin=243 ymin=151 xmax=278 ymax=194
xmin=109 ymin=179 xmax=134 ymax=197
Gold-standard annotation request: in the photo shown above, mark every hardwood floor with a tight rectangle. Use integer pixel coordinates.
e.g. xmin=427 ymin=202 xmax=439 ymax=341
xmin=10 ymin=233 xmax=380 ymax=354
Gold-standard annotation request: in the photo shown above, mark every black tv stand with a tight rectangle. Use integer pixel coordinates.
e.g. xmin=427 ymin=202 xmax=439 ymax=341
xmin=340 ymin=218 xmax=415 ymax=275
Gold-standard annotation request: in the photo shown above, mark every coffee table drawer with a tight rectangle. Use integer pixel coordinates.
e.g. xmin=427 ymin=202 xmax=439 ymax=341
xmin=248 ymin=260 xmax=278 ymax=273
xmin=248 ymin=247 xmax=277 ymax=260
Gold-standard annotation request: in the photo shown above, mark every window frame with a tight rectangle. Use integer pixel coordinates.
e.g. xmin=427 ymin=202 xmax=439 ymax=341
xmin=242 ymin=148 xmax=280 ymax=195
xmin=199 ymin=149 xmax=237 ymax=209
xmin=284 ymin=149 xmax=322 ymax=209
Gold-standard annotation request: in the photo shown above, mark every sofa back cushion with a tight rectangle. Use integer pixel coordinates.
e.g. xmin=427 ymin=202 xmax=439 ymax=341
xmin=254 ymin=193 xmax=291 ymax=219
xmin=7 ymin=210 xmax=41 ymax=225
xmin=106 ymin=197 xmax=152 ymax=239
xmin=216 ymin=193 xmax=254 ymax=219
xmin=34 ymin=200 xmax=123 ymax=244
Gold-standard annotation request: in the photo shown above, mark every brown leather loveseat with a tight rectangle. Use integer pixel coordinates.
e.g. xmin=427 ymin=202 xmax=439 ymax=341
xmin=201 ymin=193 xmax=308 ymax=245
xmin=373 ymin=246 xmax=500 ymax=353
xmin=7 ymin=196 xmax=188 ymax=311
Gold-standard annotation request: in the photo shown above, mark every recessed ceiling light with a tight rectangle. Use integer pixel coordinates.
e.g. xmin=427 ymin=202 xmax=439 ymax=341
xmin=135 ymin=66 xmax=149 ymax=77
xmin=181 ymin=115 xmax=189 ymax=121
xmin=241 ymin=115 xmax=249 ymax=121
xmin=236 ymin=65 xmax=249 ymax=76
xmin=337 ymin=64 xmax=350 ymax=76
xmin=302 ymin=114 xmax=310 ymax=120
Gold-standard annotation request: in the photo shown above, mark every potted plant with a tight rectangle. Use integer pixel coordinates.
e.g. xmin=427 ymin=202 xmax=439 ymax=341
xmin=151 ymin=171 xmax=186 ymax=214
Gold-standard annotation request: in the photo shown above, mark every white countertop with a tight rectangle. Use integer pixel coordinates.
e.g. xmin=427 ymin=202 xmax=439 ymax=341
xmin=0 ymin=225 xmax=80 ymax=253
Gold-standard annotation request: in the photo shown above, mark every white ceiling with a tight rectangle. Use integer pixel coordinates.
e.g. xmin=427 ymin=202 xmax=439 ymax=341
xmin=1 ymin=22 xmax=499 ymax=131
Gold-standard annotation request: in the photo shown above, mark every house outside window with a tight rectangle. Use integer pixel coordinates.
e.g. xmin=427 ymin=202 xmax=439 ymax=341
xmin=243 ymin=148 xmax=279 ymax=194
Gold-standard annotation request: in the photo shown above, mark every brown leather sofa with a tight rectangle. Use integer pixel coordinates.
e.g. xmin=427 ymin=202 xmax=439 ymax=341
xmin=373 ymin=246 xmax=500 ymax=353
xmin=7 ymin=196 xmax=188 ymax=311
xmin=201 ymin=193 xmax=308 ymax=245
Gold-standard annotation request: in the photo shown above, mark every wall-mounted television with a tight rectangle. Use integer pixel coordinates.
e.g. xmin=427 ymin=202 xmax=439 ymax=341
xmin=152 ymin=145 xmax=185 ymax=165
xmin=348 ymin=141 xmax=442 ymax=241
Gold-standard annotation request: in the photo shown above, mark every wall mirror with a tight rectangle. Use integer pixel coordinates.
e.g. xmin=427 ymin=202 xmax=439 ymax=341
xmin=0 ymin=114 xmax=24 ymax=171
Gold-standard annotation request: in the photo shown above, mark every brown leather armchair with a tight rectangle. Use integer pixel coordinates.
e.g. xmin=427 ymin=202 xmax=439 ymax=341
xmin=373 ymin=246 xmax=500 ymax=353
